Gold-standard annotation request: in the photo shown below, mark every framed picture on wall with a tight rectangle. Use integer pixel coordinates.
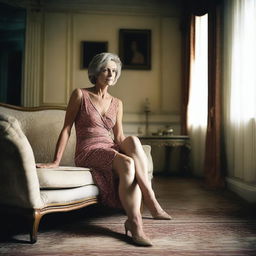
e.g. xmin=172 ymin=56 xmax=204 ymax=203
xmin=81 ymin=41 xmax=108 ymax=69
xmin=119 ymin=29 xmax=151 ymax=70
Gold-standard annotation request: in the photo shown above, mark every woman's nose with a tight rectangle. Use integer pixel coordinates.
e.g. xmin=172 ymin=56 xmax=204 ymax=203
xmin=108 ymin=70 xmax=113 ymax=77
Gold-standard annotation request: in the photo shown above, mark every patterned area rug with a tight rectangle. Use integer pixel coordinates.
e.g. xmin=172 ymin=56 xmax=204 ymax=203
xmin=0 ymin=177 xmax=256 ymax=256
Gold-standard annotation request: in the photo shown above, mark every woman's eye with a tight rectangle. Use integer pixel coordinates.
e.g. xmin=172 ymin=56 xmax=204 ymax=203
xmin=101 ymin=68 xmax=116 ymax=73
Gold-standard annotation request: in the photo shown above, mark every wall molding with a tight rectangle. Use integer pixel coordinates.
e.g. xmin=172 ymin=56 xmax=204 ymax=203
xmin=22 ymin=10 xmax=42 ymax=107
xmin=226 ymin=177 xmax=256 ymax=203
xmin=41 ymin=12 xmax=70 ymax=106
xmin=123 ymin=112 xmax=180 ymax=124
xmin=123 ymin=112 xmax=181 ymax=135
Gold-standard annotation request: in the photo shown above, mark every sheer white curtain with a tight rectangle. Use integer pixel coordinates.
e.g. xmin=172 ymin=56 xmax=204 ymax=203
xmin=187 ymin=14 xmax=208 ymax=176
xmin=223 ymin=0 xmax=256 ymax=183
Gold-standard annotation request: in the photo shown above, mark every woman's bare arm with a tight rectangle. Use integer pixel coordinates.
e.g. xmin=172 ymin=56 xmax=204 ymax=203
xmin=113 ymin=99 xmax=126 ymax=145
xmin=36 ymin=89 xmax=82 ymax=168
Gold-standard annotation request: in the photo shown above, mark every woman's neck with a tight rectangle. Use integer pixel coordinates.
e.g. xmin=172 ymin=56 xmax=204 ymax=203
xmin=92 ymin=84 xmax=109 ymax=98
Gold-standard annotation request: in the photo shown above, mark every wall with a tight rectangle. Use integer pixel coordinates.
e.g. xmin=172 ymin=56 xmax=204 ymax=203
xmin=23 ymin=0 xmax=183 ymax=136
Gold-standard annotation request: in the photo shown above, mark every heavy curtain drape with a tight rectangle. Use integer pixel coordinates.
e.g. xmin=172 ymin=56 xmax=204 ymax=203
xmin=204 ymin=3 xmax=225 ymax=188
xmin=181 ymin=0 xmax=225 ymax=187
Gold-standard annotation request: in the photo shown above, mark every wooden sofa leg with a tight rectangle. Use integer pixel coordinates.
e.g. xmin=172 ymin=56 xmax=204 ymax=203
xmin=30 ymin=209 xmax=42 ymax=244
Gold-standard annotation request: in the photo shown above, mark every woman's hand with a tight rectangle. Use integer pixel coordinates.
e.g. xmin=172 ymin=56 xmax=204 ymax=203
xmin=36 ymin=162 xmax=59 ymax=168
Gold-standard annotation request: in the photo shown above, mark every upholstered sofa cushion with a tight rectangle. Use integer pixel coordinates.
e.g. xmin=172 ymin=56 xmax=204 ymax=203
xmin=37 ymin=166 xmax=94 ymax=189
xmin=141 ymin=144 xmax=153 ymax=179
xmin=40 ymin=185 xmax=99 ymax=205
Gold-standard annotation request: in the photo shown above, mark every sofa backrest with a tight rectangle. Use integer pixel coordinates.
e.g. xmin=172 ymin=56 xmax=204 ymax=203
xmin=0 ymin=105 xmax=75 ymax=166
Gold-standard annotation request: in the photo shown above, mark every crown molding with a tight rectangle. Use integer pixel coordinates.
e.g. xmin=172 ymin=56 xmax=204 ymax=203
xmin=0 ymin=0 xmax=182 ymax=17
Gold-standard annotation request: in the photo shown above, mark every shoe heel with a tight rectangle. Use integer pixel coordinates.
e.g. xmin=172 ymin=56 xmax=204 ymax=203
xmin=124 ymin=222 xmax=128 ymax=236
xmin=124 ymin=220 xmax=152 ymax=246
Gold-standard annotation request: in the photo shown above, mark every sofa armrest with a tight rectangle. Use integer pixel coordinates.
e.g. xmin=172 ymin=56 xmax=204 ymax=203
xmin=0 ymin=114 xmax=43 ymax=209
xmin=142 ymin=144 xmax=154 ymax=180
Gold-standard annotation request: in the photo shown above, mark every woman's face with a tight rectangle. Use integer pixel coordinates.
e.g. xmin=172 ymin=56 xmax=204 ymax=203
xmin=97 ymin=60 xmax=117 ymax=86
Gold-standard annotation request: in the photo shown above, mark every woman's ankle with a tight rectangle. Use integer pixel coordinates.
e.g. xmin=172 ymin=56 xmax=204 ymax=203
xmin=128 ymin=214 xmax=142 ymax=225
xmin=143 ymin=196 xmax=162 ymax=215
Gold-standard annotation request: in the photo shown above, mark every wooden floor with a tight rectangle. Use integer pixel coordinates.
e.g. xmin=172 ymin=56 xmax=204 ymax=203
xmin=0 ymin=177 xmax=256 ymax=256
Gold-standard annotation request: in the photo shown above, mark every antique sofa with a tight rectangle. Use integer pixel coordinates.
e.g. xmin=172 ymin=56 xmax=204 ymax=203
xmin=0 ymin=103 xmax=153 ymax=243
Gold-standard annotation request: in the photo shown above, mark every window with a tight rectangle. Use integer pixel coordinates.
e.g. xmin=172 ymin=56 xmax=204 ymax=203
xmin=188 ymin=14 xmax=208 ymax=129
xmin=187 ymin=14 xmax=208 ymax=176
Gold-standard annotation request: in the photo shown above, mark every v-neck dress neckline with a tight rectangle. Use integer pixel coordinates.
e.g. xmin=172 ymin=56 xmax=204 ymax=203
xmin=85 ymin=89 xmax=113 ymax=118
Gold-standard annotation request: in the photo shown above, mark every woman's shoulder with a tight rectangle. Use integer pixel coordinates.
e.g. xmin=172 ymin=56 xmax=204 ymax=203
xmin=112 ymin=96 xmax=122 ymax=105
xmin=66 ymin=88 xmax=83 ymax=110
xmin=73 ymin=87 xmax=95 ymax=98
xmin=70 ymin=88 xmax=84 ymax=99
xmin=112 ymin=97 xmax=123 ymax=112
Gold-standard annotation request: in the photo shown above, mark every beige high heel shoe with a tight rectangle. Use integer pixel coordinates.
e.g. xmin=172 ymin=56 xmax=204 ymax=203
xmin=153 ymin=210 xmax=172 ymax=220
xmin=124 ymin=220 xmax=153 ymax=246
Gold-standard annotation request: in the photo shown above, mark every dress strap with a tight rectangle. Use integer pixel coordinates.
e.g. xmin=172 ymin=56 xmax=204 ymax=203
xmin=81 ymin=88 xmax=90 ymax=102
xmin=78 ymin=88 xmax=89 ymax=111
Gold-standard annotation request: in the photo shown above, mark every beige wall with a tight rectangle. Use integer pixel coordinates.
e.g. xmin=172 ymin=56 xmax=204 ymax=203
xmin=24 ymin=5 xmax=182 ymax=135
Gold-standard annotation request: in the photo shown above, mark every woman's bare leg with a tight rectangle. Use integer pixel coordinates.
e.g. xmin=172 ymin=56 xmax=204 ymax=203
xmin=112 ymin=153 xmax=149 ymax=240
xmin=119 ymin=136 xmax=168 ymax=217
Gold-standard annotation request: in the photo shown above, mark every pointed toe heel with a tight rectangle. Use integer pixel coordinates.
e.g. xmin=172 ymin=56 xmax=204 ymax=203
xmin=153 ymin=211 xmax=172 ymax=220
xmin=124 ymin=220 xmax=153 ymax=247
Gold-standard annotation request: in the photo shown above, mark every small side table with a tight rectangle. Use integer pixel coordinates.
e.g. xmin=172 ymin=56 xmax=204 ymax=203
xmin=138 ymin=135 xmax=191 ymax=176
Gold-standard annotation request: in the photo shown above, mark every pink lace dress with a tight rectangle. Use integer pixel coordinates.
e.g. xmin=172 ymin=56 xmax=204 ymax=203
xmin=74 ymin=89 xmax=121 ymax=208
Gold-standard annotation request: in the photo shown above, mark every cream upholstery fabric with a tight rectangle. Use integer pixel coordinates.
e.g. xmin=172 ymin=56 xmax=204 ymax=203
xmin=0 ymin=114 xmax=43 ymax=209
xmin=142 ymin=145 xmax=153 ymax=180
xmin=40 ymin=185 xmax=99 ymax=205
xmin=37 ymin=166 xmax=94 ymax=189
xmin=0 ymin=107 xmax=75 ymax=165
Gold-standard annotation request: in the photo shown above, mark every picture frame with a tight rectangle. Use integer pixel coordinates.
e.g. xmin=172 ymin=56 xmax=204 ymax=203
xmin=81 ymin=41 xmax=108 ymax=69
xmin=119 ymin=29 xmax=151 ymax=70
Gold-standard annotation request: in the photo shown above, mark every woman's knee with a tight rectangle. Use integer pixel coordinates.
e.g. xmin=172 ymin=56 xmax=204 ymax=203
xmin=121 ymin=135 xmax=142 ymax=153
xmin=113 ymin=154 xmax=135 ymax=179
xmin=127 ymin=135 xmax=141 ymax=146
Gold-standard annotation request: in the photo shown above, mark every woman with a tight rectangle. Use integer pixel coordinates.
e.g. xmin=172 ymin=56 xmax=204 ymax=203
xmin=37 ymin=52 xmax=171 ymax=246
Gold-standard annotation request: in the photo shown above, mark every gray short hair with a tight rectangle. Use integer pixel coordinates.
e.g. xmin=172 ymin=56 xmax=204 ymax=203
xmin=88 ymin=52 xmax=122 ymax=85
